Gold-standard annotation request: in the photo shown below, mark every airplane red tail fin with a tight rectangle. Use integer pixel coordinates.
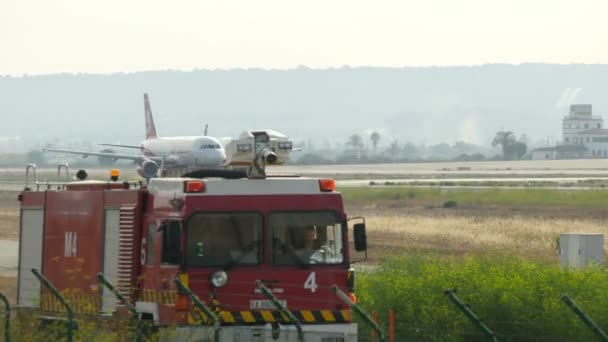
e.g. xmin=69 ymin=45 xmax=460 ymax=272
xmin=144 ymin=93 xmax=158 ymax=140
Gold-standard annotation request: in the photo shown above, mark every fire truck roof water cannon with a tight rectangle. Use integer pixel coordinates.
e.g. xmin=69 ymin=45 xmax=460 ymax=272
xmin=14 ymin=158 xmax=383 ymax=341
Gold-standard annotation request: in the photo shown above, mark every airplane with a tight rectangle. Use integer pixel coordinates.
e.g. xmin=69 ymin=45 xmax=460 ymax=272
xmin=44 ymin=93 xmax=227 ymax=179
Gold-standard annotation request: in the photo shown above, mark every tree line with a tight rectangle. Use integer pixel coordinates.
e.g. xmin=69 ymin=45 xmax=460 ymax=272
xmin=2 ymin=130 xmax=529 ymax=167
xmin=294 ymin=130 xmax=528 ymax=165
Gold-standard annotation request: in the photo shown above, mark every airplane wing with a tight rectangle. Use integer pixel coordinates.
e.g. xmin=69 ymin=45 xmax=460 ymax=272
xmin=98 ymin=143 xmax=143 ymax=150
xmin=43 ymin=148 xmax=159 ymax=163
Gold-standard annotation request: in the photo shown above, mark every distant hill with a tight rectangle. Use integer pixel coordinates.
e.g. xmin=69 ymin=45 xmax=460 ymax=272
xmin=1 ymin=64 xmax=607 ymax=149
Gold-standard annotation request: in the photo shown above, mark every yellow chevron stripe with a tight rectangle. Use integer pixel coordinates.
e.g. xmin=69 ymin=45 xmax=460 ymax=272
xmin=140 ymin=289 xmax=176 ymax=304
xmin=340 ymin=310 xmax=350 ymax=321
xmin=261 ymin=310 xmax=275 ymax=322
xmin=301 ymin=310 xmax=315 ymax=322
xmin=320 ymin=310 xmax=336 ymax=322
xmin=188 ymin=309 xmax=350 ymax=325
xmin=41 ymin=293 xmax=99 ymax=315
xmin=221 ymin=311 xmax=236 ymax=323
xmin=188 ymin=308 xmax=210 ymax=325
xmin=241 ymin=311 xmax=256 ymax=323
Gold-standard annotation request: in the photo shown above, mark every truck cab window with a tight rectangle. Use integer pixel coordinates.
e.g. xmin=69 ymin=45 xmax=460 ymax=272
xmin=270 ymin=211 xmax=344 ymax=265
xmin=185 ymin=213 xmax=262 ymax=267
xmin=161 ymin=220 xmax=181 ymax=264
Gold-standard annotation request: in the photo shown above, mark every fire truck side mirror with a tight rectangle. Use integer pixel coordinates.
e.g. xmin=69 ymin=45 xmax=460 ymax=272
xmin=353 ymin=223 xmax=367 ymax=252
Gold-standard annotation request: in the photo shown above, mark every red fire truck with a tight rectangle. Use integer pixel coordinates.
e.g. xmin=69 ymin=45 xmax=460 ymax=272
xmin=16 ymin=166 xmax=368 ymax=341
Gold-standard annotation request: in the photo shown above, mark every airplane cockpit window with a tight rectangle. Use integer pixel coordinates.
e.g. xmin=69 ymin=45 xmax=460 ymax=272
xmin=200 ymin=144 xmax=222 ymax=149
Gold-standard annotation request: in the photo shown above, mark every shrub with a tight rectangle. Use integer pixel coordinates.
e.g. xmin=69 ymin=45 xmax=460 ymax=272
xmin=356 ymin=254 xmax=608 ymax=341
xmin=443 ymin=200 xmax=458 ymax=208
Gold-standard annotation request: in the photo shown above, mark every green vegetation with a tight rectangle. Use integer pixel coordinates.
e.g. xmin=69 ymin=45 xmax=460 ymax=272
xmin=357 ymin=254 xmax=608 ymax=341
xmin=341 ymin=186 xmax=608 ymax=208
xmin=1 ymin=314 xmax=161 ymax=342
xmin=442 ymin=200 xmax=458 ymax=208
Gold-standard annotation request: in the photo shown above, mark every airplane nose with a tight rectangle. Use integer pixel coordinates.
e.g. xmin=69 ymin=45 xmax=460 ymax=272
xmin=219 ymin=150 xmax=227 ymax=162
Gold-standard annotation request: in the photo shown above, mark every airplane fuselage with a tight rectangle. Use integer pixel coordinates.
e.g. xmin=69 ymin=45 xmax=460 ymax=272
xmin=142 ymin=136 xmax=226 ymax=167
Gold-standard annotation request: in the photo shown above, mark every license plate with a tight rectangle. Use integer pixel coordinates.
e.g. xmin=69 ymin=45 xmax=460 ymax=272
xmin=249 ymin=299 xmax=286 ymax=309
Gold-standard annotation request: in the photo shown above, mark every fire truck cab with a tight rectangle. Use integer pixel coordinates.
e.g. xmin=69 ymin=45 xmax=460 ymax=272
xmin=17 ymin=167 xmax=367 ymax=341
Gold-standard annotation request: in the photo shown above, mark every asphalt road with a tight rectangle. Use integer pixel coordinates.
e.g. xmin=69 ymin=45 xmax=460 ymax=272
xmin=269 ymin=159 xmax=608 ymax=177
xmin=335 ymin=177 xmax=608 ymax=187
xmin=3 ymin=159 xmax=608 ymax=190
xmin=0 ymin=240 xmax=18 ymax=277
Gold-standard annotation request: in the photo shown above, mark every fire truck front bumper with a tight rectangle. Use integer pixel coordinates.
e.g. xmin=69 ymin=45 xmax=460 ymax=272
xmin=162 ymin=323 xmax=358 ymax=342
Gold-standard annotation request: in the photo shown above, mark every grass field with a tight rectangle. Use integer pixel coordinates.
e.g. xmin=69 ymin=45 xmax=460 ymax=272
xmin=341 ymin=186 xmax=608 ymax=208
xmin=363 ymin=214 xmax=607 ymax=259
xmin=340 ymin=186 xmax=608 ymax=261
xmin=0 ymin=277 xmax=16 ymax=302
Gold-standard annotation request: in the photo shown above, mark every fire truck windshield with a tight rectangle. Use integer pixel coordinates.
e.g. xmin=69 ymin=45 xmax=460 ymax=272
xmin=270 ymin=211 xmax=345 ymax=265
xmin=185 ymin=212 xmax=262 ymax=267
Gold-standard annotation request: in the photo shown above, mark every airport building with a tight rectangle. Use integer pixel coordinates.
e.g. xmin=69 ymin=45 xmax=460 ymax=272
xmin=532 ymin=104 xmax=608 ymax=159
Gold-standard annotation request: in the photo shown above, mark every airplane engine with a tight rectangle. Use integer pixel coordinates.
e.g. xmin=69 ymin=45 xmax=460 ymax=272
xmin=137 ymin=159 xmax=159 ymax=179
xmin=163 ymin=157 xmax=177 ymax=165
xmin=262 ymin=149 xmax=278 ymax=164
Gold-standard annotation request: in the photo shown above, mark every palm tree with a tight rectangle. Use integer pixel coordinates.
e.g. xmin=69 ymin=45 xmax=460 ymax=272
xmin=492 ymin=131 xmax=516 ymax=160
xmin=370 ymin=132 xmax=381 ymax=153
xmin=389 ymin=140 xmax=400 ymax=159
xmin=347 ymin=134 xmax=363 ymax=150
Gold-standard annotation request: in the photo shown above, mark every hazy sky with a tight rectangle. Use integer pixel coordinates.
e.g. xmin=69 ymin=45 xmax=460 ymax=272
xmin=1 ymin=0 xmax=606 ymax=75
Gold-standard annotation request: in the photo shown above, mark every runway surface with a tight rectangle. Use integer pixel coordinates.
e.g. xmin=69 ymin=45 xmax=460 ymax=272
xmin=269 ymin=159 xmax=608 ymax=177
xmin=0 ymin=240 xmax=18 ymax=277
xmin=3 ymin=160 xmax=608 ymax=190
xmin=335 ymin=177 xmax=608 ymax=188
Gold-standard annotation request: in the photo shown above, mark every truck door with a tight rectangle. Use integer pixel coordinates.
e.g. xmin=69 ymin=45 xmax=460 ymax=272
xmin=139 ymin=218 xmax=183 ymax=323
xmin=158 ymin=220 xmax=182 ymax=290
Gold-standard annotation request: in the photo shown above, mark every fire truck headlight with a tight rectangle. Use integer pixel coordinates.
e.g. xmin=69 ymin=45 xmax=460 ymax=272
xmin=211 ymin=270 xmax=228 ymax=288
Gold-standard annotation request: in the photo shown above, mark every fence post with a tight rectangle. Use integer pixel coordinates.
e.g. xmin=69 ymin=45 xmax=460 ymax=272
xmin=444 ymin=289 xmax=497 ymax=342
xmin=0 ymin=291 xmax=10 ymax=342
xmin=332 ymin=285 xmax=386 ymax=342
xmin=389 ymin=309 xmax=394 ymax=342
xmin=174 ymin=277 xmax=221 ymax=342
xmin=31 ymin=268 xmax=74 ymax=342
xmin=97 ymin=273 xmax=142 ymax=342
xmin=561 ymin=294 xmax=608 ymax=341
xmin=371 ymin=310 xmax=378 ymax=341
xmin=256 ymin=280 xmax=304 ymax=342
